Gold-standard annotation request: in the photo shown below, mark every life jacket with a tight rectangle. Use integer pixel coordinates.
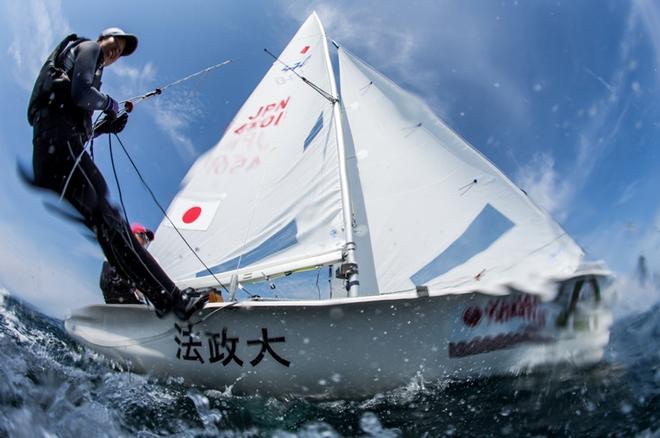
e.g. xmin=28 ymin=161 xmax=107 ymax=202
xmin=27 ymin=34 xmax=89 ymax=126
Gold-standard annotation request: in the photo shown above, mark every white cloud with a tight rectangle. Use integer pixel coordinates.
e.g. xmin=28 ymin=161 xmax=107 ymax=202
xmin=307 ymin=3 xmax=416 ymax=73
xmin=278 ymin=1 xmax=528 ymax=118
xmin=110 ymin=62 xmax=157 ymax=99
xmin=275 ymin=2 xmax=655 ymax=225
xmin=104 ymin=61 xmax=203 ymax=163
xmin=2 ymin=0 xmax=200 ymax=166
xmin=633 ymin=0 xmax=660 ymax=81
xmin=3 ymin=0 xmax=70 ymax=90
xmin=515 ymin=152 xmax=572 ymax=219
xmin=515 ymin=2 xmax=649 ymax=218
xmin=152 ymin=90 xmax=204 ymax=163
xmin=0 ymin=220 xmax=102 ymax=320
xmin=615 ymin=180 xmax=640 ymax=206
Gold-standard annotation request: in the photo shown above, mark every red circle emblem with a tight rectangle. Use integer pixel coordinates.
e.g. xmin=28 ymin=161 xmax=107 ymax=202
xmin=182 ymin=206 xmax=202 ymax=224
xmin=463 ymin=306 xmax=482 ymax=327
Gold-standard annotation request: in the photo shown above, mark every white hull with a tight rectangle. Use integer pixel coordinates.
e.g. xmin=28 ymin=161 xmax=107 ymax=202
xmin=65 ymin=276 xmax=611 ymax=398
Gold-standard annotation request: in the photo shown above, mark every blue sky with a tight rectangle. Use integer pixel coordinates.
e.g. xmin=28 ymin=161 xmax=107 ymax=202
xmin=0 ymin=0 xmax=658 ymax=318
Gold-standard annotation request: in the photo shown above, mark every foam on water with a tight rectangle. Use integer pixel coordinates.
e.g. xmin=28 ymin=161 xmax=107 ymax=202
xmin=0 ymin=286 xmax=658 ymax=436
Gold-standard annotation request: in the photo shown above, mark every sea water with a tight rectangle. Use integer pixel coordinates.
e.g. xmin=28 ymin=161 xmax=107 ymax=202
xmin=0 ymin=287 xmax=658 ymax=437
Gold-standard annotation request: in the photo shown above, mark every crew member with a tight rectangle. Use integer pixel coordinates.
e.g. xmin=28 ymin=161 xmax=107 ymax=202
xmin=100 ymin=223 xmax=154 ymax=304
xmin=27 ymin=28 xmax=206 ymax=319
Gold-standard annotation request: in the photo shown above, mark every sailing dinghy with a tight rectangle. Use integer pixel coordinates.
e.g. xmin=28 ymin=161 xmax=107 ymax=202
xmin=65 ymin=13 xmax=612 ymax=397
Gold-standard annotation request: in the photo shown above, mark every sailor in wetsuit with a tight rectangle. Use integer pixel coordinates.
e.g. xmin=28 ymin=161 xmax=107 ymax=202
xmin=28 ymin=28 xmax=207 ymax=320
xmin=100 ymin=223 xmax=154 ymax=304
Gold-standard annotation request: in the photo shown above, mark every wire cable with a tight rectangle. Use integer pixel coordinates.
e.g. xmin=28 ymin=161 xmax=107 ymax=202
xmin=112 ymin=133 xmax=252 ymax=297
xmin=108 ymin=134 xmax=137 ymax=253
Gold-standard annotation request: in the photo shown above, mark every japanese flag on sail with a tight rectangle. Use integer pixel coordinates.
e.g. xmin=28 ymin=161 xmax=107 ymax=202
xmin=164 ymin=197 xmax=221 ymax=231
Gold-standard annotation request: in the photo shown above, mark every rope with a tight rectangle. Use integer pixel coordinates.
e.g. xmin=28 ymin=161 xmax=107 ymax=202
xmin=93 ymin=47 xmax=342 ymax=299
xmin=108 ymin=134 xmax=136 ymax=252
xmin=59 ymin=141 xmax=92 ymax=202
xmin=104 ymin=136 xmax=173 ymax=296
xmin=59 ymin=114 xmax=103 ymax=201
xmin=112 ymin=133 xmax=249 ymax=297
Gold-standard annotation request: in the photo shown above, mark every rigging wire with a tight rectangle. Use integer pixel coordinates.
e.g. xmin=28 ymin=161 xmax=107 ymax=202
xmin=105 ymin=136 xmax=174 ymax=296
xmin=91 ymin=59 xmax=233 ymax=133
xmin=94 ymin=45 xmax=342 ymax=299
xmin=108 ymin=134 xmax=136 ymax=253
xmin=59 ymin=114 xmax=103 ymax=202
xmin=118 ymin=60 xmax=232 ymax=114
xmin=111 ymin=133 xmax=256 ymax=298
xmin=110 ymin=133 xmax=230 ymax=293
xmin=263 ymin=48 xmax=338 ymax=104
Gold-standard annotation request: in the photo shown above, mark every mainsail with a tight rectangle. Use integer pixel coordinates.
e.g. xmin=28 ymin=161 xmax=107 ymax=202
xmin=338 ymin=48 xmax=584 ymax=295
xmin=150 ymin=14 xmax=346 ymax=289
xmin=151 ymin=13 xmax=588 ymax=297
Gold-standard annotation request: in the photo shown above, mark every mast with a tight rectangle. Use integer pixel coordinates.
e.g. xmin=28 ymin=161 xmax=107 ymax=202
xmin=315 ymin=13 xmax=359 ymax=297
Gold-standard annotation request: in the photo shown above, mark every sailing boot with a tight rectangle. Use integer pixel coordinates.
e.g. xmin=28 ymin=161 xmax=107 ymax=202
xmin=171 ymin=288 xmax=209 ymax=321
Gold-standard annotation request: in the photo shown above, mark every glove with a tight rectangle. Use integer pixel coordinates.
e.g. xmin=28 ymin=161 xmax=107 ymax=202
xmin=104 ymin=96 xmax=119 ymax=116
xmin=94 ymin=113 xmax=129 ymax=137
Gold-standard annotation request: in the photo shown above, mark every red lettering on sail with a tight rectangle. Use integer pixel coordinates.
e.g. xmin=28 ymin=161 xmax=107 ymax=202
xmin=229 ymin=156 xmax=247 ymax=174
xmin=260 ymin=115 xmax=275 ymax=128
xmin=245 ymin=156 xmax=261 ymax=172
xmin=207 ymin=154 xmax=229 ymax=174
xmin=263 ymin=103 xmax=276 ymax=115
xmin=248 ymin=105 xmax=264 ymax=120
xmin=205 ymin=153 xmax=266 ymax=176
xmin=278 ymin=97 xmax=290 ymax=110
xmin=274 ymin=111 xmax=285 ymax=126
xmin=233 ymin=97 xmax=291 ymax=135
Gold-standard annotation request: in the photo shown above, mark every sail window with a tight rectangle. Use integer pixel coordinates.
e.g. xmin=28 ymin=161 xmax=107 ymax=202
xmin=410 ymin=204 xmax=514 ymax=285
xmin=197 ymin=220 xmax=299 ymax=277
xmin=303 ymin=112 xmax=324 ymax=150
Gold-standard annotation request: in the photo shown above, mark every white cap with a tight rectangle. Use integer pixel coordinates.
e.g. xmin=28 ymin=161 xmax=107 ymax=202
xmin=99 ymin=27 xmax=138 ymax=56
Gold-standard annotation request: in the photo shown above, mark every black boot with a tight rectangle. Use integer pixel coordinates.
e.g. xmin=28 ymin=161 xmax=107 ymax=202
xmin=171 ymin=288 xmax=209 ymax=321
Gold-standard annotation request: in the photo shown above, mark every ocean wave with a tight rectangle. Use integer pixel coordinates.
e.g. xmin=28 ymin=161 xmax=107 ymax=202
xmin=0 ymin=287 xmax=658 ymax=436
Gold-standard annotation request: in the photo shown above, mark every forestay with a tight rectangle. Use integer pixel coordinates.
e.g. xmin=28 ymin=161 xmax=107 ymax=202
xmin=150 ymin=13 xmax=345 ymax=289
xmin=338 ymin=48 xmax=584 ymax=296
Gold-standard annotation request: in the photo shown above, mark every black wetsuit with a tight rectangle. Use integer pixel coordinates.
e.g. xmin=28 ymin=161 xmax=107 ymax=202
xmin=30 ymin=38 xmax=176 ymax=314
xmin=100 ymin=261 xmax=143 ymax=304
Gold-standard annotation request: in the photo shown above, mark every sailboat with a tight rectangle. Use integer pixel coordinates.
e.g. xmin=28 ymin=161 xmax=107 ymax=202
xmin=65 ymin=13 xmax=612 ymax=397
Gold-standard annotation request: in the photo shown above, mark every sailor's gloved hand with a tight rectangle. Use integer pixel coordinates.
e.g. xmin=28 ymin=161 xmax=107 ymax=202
xmin=94 ymin=113 xmax=129 ymax=137
xmin=104 ymin=96 xmax=119 ymax=117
